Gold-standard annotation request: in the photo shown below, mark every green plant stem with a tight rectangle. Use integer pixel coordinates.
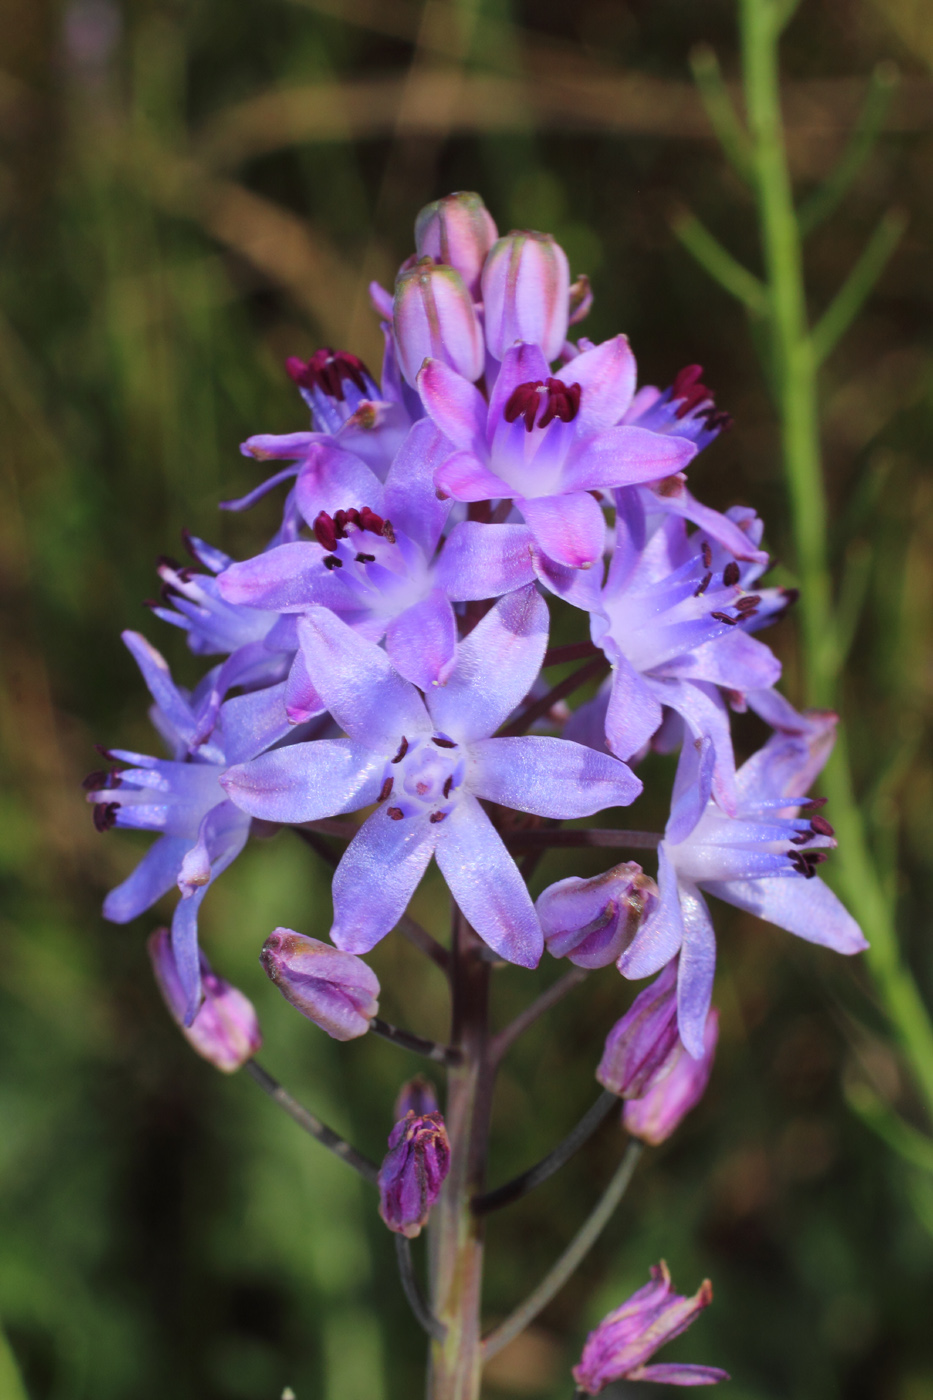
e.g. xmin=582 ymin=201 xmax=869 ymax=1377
xmin=738 ymin=0 xmax=933 ymax=1121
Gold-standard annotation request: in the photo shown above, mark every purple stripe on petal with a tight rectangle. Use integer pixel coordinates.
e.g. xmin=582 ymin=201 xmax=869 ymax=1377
xmin=330 ymin=809 xmax=437 ymax=954
xmin=631 ymin=1363 xmax=730 ymax=1385
xmin=434 ymin=795 xmax=542 ymax=968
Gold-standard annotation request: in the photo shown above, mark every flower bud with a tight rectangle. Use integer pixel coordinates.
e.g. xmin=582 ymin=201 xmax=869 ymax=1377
xmin=378 ymin=1110 xmax=451 ymax=1238
xmin=148 ymin=928 xmax=261 ymax=1073
xmin=572 ymin=1261 xmax=728 ymax=1393
xmin=623 ymin=1009 xmax=719 ymax=1145
xmin=260 ymin=928 xmax=379 ymax=1041
xmin=481 ymin=230 xmax=571 ymax=362
xmin=414 ymin=191 xmax=498 ymax=298
xmin=537 ymin=863 xmax=658 ymax=969
xmin=394 ymin=1074 xmax=439 ymax=1121
xmin=596 ymin=960 xmax=679 ymax=1097
xmin=392 ymin=259 xmax=485 ymax=387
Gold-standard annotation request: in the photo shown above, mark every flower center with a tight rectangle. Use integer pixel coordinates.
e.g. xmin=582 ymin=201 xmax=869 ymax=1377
xmin=287 ymin=348 xmax=371 ymax=402
xmin=313 ymin=506 xmax=395 ymax=559
xmin=504 ymin=378 xmax=581 ymax=433
xmin=378 ymin=735 xmax=464 ymax=824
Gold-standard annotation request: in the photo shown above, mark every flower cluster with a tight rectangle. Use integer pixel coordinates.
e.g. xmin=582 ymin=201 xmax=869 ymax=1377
xmin=87 ymin=192 xmax=868 ymax=1379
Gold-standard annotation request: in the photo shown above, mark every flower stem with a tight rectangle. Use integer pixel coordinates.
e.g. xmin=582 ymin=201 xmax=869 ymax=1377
xmin=370 ymin=1017 xmax=462 ymax=1066
xmin=244 ymin=1060 xmax=379 ymax=1184
xmin=502 ymin=828 xmax=661 ymax=852
xmin=482 ymin=1142 xmax=643 ymax=1362
xmin=395 ymin=1235 xmax=447 ymax=1342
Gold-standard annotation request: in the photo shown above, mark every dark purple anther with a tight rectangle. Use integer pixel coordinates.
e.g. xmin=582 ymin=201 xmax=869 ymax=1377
xmin=286 ymin=348 xmax=371 ymax=401
xmin=323 ymin=555 xmax=342 ymax=571
xmin=378 ymin=1109 xmax=450 ymax=1238
xmin=93 ymin=801 xmax=120 ymax=832
xmin=702 ymin=541 xmax=712 ymax=569
xmin=693 ymin=570 xmax=712 ymax=597
xmin=313 ymin=511 xmax=338 ymax=552
xmin=710 ymin=611 xmax=739 ymax=626
xmin=504 ymin=377 xmax=581 ymax=433
xmin=723 ymin=561 xmax=740 ymax=586
xmin=391 ymin=738 xmax=409 ymax=764
xmin=810 ymin=814 xmax=835 ymax=837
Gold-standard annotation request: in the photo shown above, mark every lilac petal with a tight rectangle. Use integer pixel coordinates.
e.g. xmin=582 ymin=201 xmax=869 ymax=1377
xmin=435 ymin=449 xmax=513 ymax=503
xmin=704 ymin=875 xmax=868 ymax=953
xmin=680 ymin=629 xmax=782 ymax=691
xmin=434 ymin=795 xmax=542 ymax=967
xmin=487 ymin=342 xmax=551 ymax=428
xmin=294 ymin=442 xmax=386 ymax=526
xmin=386 ymin=590 xmax=458 ymax=691
xmin=554 ymin=334 xmax=636 ymax=429
xmin=219 ymin=682 xmax=294 ymax=765
xmin=221 ymin=739 xmax=383 ymax=822
xmin=619 ymin=845 xmax=685 ymax=979
xmin=417 ymin=359 xmax=487 ymax=453
xmin=533 ymin=547 xmax=605 ymax=610
xmin=218 ymin=542 xmax=322 ymax=611
xmin=563 ymin=426 xmax=697 ymax=491
xmin=518 ymin=490 xmax=607 ymax=568
xmin=631 ymin=1364 xmax=730 ymax=1385
xmin=171 ymin=816 xmax=250 ymax=1024
xmin=469 ymin=736 xmax=641 ymax=816
xmin=666 ymin=735 xmax=717 ymax=846
xmin=676 ymin=884 xmax=717 ymax=1058
xmin=434 ymin=522 xmax=537 ymax=600
xmin=426 ymin=585 xmax=548 ymax=742
xmin=383 ymin=420 xmax=453 ymax=554
xmin=241 ymin=431 xmax=316 ymax=461
xmin=103 ymin=834 xmax=189 ymax=922
xmin=331 ymin=809 xmax=437 ymax=954
xmin=603 ymin=652 xmax=663 ymax=760
xmin=648 ymin=482 xmax=769 ymax=564
xmin=285 ymin=649 xmax=327 ymax=725
xmin=298 ymin=609 xmax=430 ymax=748
xmin=122 ymin=631 xmax=197 ymax=748
xmin=562 ymin=685 xmax=611 ymax=755
xmin=220 ymin=464 xmax=301 ymax=512
xmin=653 ymin=678 xmax=737 ymax=818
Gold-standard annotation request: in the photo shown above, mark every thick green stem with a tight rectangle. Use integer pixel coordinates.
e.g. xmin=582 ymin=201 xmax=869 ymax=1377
xmin=739 ymin=0 xmax=933 ymax=1120
xmin=427 ymin=915 xmax=492 ymax=1400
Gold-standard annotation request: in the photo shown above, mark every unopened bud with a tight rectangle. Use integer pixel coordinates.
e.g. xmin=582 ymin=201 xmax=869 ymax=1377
xmin=260 ymin=928 xmax=379 ymax=1041
xmin=596 ymin=960 xmax=680 ymax=1097
xmin=568 ymin=273 xmax=594 ymax=325
xmin=537 ymin=863 xmax=658 ymax=969
xmin=414 ymin=191 xmax=498 ymax=298
xmin=393 ymin=260 xmax=484 ymax=387
xmin=378 ymin=1110 xmax=450 ymax=1238
xmin=623 ymin=1009 xmax=719 ymax=1145
xmin=148 ymin=928 xmax=261 ymax=1073
xmin=394 ymin=1074 xmax=439 ymax=1121
xmin=481 ymin=230 xmax=571 ymax=362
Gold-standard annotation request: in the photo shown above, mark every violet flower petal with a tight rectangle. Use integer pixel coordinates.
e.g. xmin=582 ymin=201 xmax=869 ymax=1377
xmin=676 ymin=884 xmax=718 ymax=1058
xmin=469 ymin=735 xmax=641 ymax=817
xmin=383 ymin=419 xmax=453 ymax=555
xmin=554 ymin=334 xmax=636 ymax=429
xmin=417 ymin=358 xmax=487 ymax=453
xmin=385 ymin=589 xmax=458 ymax=691
xmin=619 ymin=845 xmax=686 ymax=980
xmin=704 ymin=875 xmax=868 ymax=953
xmin=434 ymin=521 xmax=537 ymax=600
xmin=434 ymin=448 xmax=514 ymax=503
xmin=331 ymin=808 xmax=437 ymax=954
xmin=222 ymin=739 xmax=383 ymax=823
xmin=102 ymin=833 xmax=190 ymax=922
xmin=517 ymin=490 xmax=607 ymax=569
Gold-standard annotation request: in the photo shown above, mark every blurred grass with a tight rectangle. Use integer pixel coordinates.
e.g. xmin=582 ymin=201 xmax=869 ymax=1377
xmin=1 ymin=0 xmax=933 ymax=1396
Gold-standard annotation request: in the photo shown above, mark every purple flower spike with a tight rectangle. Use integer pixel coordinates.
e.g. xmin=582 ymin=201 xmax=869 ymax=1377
xmin=623 ymin=1009 xmax=719 ymax=1144
xmin=537 ymin=862 xmax=658 ymax=969
xmin=414 ymin=191 xmax=498 ymax=298
xmin=597 ymin=960 xmax=680 ymax=1097
xmin=482 ymin=229 xmax=571 ymax=361
xmin=378 ymin=1110 xmax=451 ymax=1238
xmin=572 ymin=1261 xmax=729 ymax=1393
xmin=148 ymin=929 xmax=261 ymax=1073
xmin=394 ymin=1074 xmax=439 ymax=1120
xmin=393 ymin=260 xmax=485 ymax=387
xmin=260 ymin=928 xmax=380 ymax=1041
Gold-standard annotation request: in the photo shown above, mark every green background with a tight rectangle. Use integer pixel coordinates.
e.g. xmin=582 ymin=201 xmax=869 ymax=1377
xmin=1 ymin=0 xmax=932 ymax=1395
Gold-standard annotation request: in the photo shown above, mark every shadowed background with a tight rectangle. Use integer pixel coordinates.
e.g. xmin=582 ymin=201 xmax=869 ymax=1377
xmin=1 ymin=0 xmax=933 ymax=1396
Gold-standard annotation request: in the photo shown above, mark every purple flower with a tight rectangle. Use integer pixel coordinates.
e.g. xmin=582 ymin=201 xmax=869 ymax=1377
xmin=414 ymin=191 xmax=498 ymax=298
xmin=623 ymin=1009 xmax=719 ymax=1146
xmin=148 ymin=928 xmax=262 ymax=1072
xmin=394 ymin=1075 xmax=439 ymax=1120
xmin=596 ymin=960 xmax=680 ymax=1096
xmin=86 ymin=631 xmax=292 ymax=1022
xmin=378 ymin=1109 xmax=450 ymax=1237
xmin=623 ymin=364 xmax=732 ymax=454
xmin=537 ymin=862 xmax=658 ymax=969
xmin=393 ymin=260 xmax=485 ymax=387
xmin=260 ymin=928 xmax=380 ymax=1040
xmin=572 ymin=1261 xmax=729 ymax=1392
xmin=419 ymin=340 xmax=697 ymax=568
xmin=221 ymin=586 xmax=641 ymax=968
xmin=481 ymin=230 xmax=571 ymax=362
xmin=619 ymin=715 xmax=867 ymax=1056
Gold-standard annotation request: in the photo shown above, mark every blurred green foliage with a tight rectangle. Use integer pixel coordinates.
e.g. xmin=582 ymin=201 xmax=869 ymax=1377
xmin=1 ymin=0 xmax=933 ymax=1396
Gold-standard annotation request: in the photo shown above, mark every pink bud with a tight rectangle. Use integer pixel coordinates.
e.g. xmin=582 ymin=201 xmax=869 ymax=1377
xmin=378 ymin=1110 xmax=450 ymax=1238
xmin=392 ymin=260 xmax=484 ymax=387
xmin=148 ymin=929 xmax=261 ymax=1073
xmin=260 ymin=928 xmax=379 ymax=1041
xmin=394 ymin=1074 xmax=439 ymax=1121
xmin=623 ymin=1010 xmax=719 ymax=1145
xmin=596 ymin=960 xmax=680 ymax=1097
xmin=537 ymin=862 xmax=658 ymax=969
xmin=414 ymin=191 xmax=498 ymax=298
xmin=572 ymin=1261 xmax=728 ymax=1393
xmin=481 ymin=230 xmax=571 ymax=362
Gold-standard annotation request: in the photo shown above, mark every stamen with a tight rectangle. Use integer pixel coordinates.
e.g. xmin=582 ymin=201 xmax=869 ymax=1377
xmin=391 ymin=738 xmax=409 ymax=764
xmin=387 ymin=807 xmax=404 ymax=821
xmin=355 ymin=553 xmax=376 ymax=564
xmin=313 ymin=511 xmax=338 ymax=551
xmin=723 ymin=561 xmax=740 ymax=586
xmin=504 ymin=378 xmax=581 ymax=433
xmin=443 ymin=776 xmax=453 ymax=799
xmin=323 ymin=555 xmax=343 ymax=570
xmin=82 ymin=770 xmax=107 ymax=791
xmin=429 ymin=811 xmax=446 ymax=824
xmin=358 ymin=507 xmax=385 ymax=535
xmin=93 ymin=801 xmax=120 ymax=832
xmin=810 ymin=814 xmax=835 ymax=837
xmin=286 ymin=348 xmax=370 ymax=400
xmin=378 ymin=777 xmax=394 ymax=802
xmin=382 ymin=519 xmax=396 ymax=544
xmin=710 ymin=611 xmax=740 ymax=626
xmin=800 ymin=796 xmax=828 ymax=810
xmin=693 ymin=571 xmax=712 ymax=597
xmin=735 ymin=595 xmax=762 ymax=613
xmin=702 ymin=542 xmax=712 ymax=569
xmin=432 ymin=736 xmax=457 ymax=749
